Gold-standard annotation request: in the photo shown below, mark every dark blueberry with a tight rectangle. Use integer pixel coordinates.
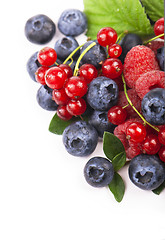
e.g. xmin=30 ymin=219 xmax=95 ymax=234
xmin=128 ymin=154 xmax=165 ymax=190
xmin=119 ymin=33 xmax=142 ymax=64
xmin=88 ymin=110 xmax=116 ymax=138
xmin=58 ymin=9 xmax=87 ymax=36
xmin=62 ymin=121 xmax=98 ymax=157
xmin=86 ymin=77 xmax=119 ymax=111
xmin=156 ymin=47 xmax=164 ymax=71
xmin=26 ymin=51 xmax=41 ymax=82
xmin=25 ymin=14 xmax=56 ymax=44
xmin=36 ymin=85 xmax=58 ymax=111
xmin=80 ymin=40 xmax=107 ymax=69
xmin=84 ymin=157 xmax=114 ymax=187
xmin=141 ymin=88 xmax=165 ymax=125
xmin=54 ymin=36 xmax=80 ymax=61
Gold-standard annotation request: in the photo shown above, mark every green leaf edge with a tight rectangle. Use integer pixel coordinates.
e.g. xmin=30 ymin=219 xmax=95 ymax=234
xmin=108 ymin=172 xmax=125 ymax=202
xmin=152 ymin=181 xmax=165 ymax=195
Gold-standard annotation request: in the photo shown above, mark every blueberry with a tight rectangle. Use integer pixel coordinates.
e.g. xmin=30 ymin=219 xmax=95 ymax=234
xmin=156 ymin=47 xmax=164 ymax=71
xmin=58 ymin=9 xmax=87 ymax=36
xmin=80 ymin=40 xmax=107 ymax=69
xmin=88 ymin=110 xmax=116 ymax=138
xmin=128 ymin=154 xmax=165 ymax=190
xmin=141 ymin=88 xmax=165 ymax=125
xmin=119 ymin=33 xmax=142 ymax=64
xmin=25 ymin=14 xmax=56 ymax=44
xmin=86 ymin=76 xmax=119 ymax=111
xmin=84 ymin=157 xmax=114 ymax=187
xmin=36 ymin=85 xmax=58 ymax=111
xmin=26 ymin=51 xmax=41 ymax=82
xmin=62 ymin=121 xmax=98 ymax=157
xmin=54 ymin=36 xmax=80 ymax=61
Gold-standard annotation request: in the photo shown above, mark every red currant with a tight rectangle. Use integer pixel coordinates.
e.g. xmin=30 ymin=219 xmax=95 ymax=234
xmin=102 ymin=58 xmax=123 ymax=79
xmin=64 ymin=76 xmax=88 ymax=99
xmin=35 ymin=66 xmax=49 ymax=85
xmin=126 ymin=122 xmax=147 ymax=143
xmin=79 ymin=64 xmax=98 ymax=84
xmin=45 ymin=66 xmax=67 ymax=89
xmin=158 ymin=146 xmax=165 ymax=162
xmin=108 ymin=44 xmax=122 ymax=58
xmin=154 ymin=18 xmax=164 ymax=39
xmin=66 ymin=98 xmax=86 ymax=116
xmin=97 ymin=27 xmax=118 ymax=47
xmin=158 ymin=127 xmax=165 ymax=145
xmin=142 ymin=134 xmax=161 ymax=155
xmin=58 ymin=64 xmax=73 ymax=78
xmin=37 ymin=47 xmax=57 ymax=66
xmin=57 ymin=105 xmax=72 ymax=121
xmin=52 ymin=88 xmax=70 ymax=105
xmin=108 ymin=106 xmax=127 ymax=125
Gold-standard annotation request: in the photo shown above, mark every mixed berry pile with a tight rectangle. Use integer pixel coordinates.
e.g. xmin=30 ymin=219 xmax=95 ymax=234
xmin=25 ymin=10 xmax=165 ymax=202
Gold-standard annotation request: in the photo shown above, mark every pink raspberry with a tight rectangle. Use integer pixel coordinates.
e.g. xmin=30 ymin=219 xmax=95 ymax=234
xmin=117 ymin=89 xmax=142 ymax=118
xmin=123 ymin=45 xmax=160 ymax=89
xmin=135 ymin=70 xmax=165 ymax=99
xmin=146 ymin=40 xmax=164 ymax=55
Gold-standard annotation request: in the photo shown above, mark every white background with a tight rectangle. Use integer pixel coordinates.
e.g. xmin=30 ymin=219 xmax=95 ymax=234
xmin=0 ymin=0 xmax=165 ymax=240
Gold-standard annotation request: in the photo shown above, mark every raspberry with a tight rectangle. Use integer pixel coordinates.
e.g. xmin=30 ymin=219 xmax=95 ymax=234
xmin=135 ymin=70 xmax=165 ymax=99
xmin=146 ymin=40 xmax=164 ymax=55
xmin=117 ymin=89 xmax=142 ymax=118
xmin=123 ymin=45 xmax=160 ymax=89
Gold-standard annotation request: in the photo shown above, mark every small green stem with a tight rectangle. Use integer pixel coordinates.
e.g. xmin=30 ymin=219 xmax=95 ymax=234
xmin=121 ymin=74 xmax=159 ymax=132
xmin=143 ymin=33 xmax=164 ymax=45
xmin=63 ymin=43 xmax=85 ymax=65
xmin=73 ymin=42 xmax=96 ymax=76
xmin=117 ymin=31 xmax=128 ymax=43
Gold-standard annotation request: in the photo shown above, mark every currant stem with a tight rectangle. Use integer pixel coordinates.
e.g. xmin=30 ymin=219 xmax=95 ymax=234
xmin=121 ymin=74 xmax=160 ymax=132
xmin=63 ymin=43 xmax=85 ymax=65
xmin=73 ymin=42 xmax=96 ymax=76
xmin=117 ymin=31 xmax=128 ymax=43
xmin=143 ymin=33 xmax=164 ymax=45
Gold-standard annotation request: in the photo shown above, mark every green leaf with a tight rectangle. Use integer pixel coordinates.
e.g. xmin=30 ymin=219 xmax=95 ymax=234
xmin=152 ymin=181 xmax=165 ymax=195
xmin=141 ymin=0 xmax=164 ymax=22
xmin=112 ymin=152 xmax=126 ymax=172
xmin=83 ymin=0 xmax=154 ymax=39
xmin=108 ymin=172 xmax=125 ymax=202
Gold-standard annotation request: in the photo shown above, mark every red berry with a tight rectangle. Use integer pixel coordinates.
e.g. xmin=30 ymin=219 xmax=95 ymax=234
xmin=108 ymin=106 xmax=127 ymax=125
xmin=57 ymin=105 xmax=72 ymax=121
xmin=37 ymin=47 xmax=57 ymax=66
xmin=58 ymin=64 xmax=73 ymax=78
xmin=79 ymin=64 xmax=98 ymax=84
xmin=35 ymin=66 xmax=49 ymax=85
xmin=126 ymin=122 xmax=146 ymax=143
xmin=97 ymin=27 xmax=118 ymax=47
xmin=158 ymin=127 xmax=165 ymax=145
xmin=142 ymin=134 xmax=161 ymax=155
xmin=52 ymin=88 xmax=70 ymax=105
xmin=102 ymin=58 xmax=123 ymax=79
xmin=108 ymin=44 xmax=122 ymax=58
xmin=158 ymin=146 xmax=165 ymax=162
xmin=154 ymin=18 xmax=164 ymax=39
xmin=64 ymin=76 xmax=88 ymax=99
xmin=66 ymin=98 xmax=86 ymax=116
xmin=45 ymin=66 xmax=67 ymax=89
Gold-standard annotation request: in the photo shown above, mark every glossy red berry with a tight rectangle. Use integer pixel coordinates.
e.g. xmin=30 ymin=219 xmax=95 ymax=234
xmin=45 ymin=66 xmax=67 ymax=89
xmin=158 ymin=127 xmax=165 ymax=145
xmin=102 ymin=58 xmax=123 ymax=79
xmin=37 ymin=47 xmax=57 ymax=66
xmin=64 ymin=76 xmax=88 ymax=99
xmin=97 ymin=27 xmax=118 ymax=47
xmin=154 ymin=18 xmax=164 ymax=39
xmin=66 ymin=98 xmax=86 ymax=116
xmin=126 ymin=122 xmax=147 ymax=143
xmin=142 ymin=134 xmax=161 ymax=155
xmin=58 ymin=64 xmax=73 ymax=78
xmin=79 ymin=64 xmax=98 ymax=84
xmin=108 ymin=106 xmax=127 ymax=125
xmin=57 ymin=105 xmax=72 ymax=121
xmin=35 ymin=66 xmax=49 ymax=85
xmin=52 ymin=88 xmax=70 ymax=105
xmin=108 ymin=44 xmax=122 ymax=58
xmin=158 ymin=146 xmax=165 ymax=162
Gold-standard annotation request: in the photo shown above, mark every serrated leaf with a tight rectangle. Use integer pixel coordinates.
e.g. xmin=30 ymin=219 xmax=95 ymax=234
xmin=108 ymin=172 xmax=125 ymax=202
xmin=141 ymin=0 xmax=164 ymax=22
xmin=83 ymin=0 xmax=154 ymax=39
xmin=152 ymin=181 xmax=165 ymax=195
xmin=112 ymin=152 xmax=126 ymax=171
